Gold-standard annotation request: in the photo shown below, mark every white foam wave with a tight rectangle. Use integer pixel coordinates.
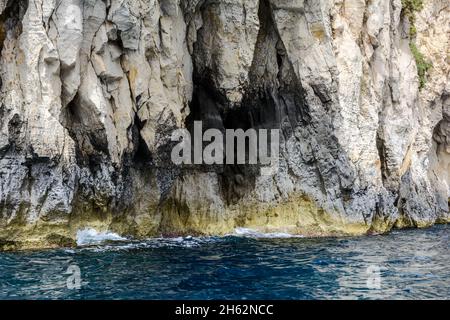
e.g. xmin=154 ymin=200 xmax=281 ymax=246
xmin=73 ymin=235 xmax=221 ymax=252
xmin=233 ymin=227 xmax=304 ymax=239
xmin=76 ymin=228 xmax=127 ymax=246
xmin=70 ymin=227 xmax=302 ymax=252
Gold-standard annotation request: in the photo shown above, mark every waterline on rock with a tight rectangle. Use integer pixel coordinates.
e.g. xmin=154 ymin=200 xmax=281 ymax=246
xmin=232 ymin=228 xmax=304 ymax=239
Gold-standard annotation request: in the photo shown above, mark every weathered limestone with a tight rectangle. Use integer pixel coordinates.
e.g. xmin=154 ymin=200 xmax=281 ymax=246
xmin=0 ymin=0 xmax=448 ymax=250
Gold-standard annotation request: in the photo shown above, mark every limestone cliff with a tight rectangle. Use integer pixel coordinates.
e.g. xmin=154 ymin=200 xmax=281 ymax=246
xmin=0 ymin=0 xmax=448 ymax=250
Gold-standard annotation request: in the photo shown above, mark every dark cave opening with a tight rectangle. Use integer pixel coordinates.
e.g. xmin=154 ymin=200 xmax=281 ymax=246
xmin=0 ymin=0 xmax=28 ymax=52
xmin=0 ymin=0 xmax=28 ymax=156
xmin=184 ymin=0 xmax=310 ymax=205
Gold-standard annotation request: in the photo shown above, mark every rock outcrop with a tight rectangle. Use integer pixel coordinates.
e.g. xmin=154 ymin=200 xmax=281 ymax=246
xmin=0 ymin=0 xmax=448 ymax=250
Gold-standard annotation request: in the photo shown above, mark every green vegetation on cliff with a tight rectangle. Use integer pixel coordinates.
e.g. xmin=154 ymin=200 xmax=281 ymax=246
xmin=401 ymin=0 xmax=432 ymax=89
xmin=409 ymin=42 xmax=432 ymax=89
xmin=401 ymin=0 xmax=424 ymax=37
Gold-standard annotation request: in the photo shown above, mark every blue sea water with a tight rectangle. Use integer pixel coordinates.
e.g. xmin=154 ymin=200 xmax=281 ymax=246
xmin=0 ymin=225 xmax=448 ymax=300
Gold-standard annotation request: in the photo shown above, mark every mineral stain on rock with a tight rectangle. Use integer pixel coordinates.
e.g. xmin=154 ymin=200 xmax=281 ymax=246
xmin=0 ymin=0 xmax=448 ymax=250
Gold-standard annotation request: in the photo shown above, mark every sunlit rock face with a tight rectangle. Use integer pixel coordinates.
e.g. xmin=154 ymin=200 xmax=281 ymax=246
xmin=0 ymin=0 xmax=448 ymax=250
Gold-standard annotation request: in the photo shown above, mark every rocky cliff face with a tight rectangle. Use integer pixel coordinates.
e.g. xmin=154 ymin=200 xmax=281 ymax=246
xmin=0 ymin=0 xmax=448 ymax=250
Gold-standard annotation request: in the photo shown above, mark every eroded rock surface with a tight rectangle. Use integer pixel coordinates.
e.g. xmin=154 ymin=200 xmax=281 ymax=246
xmin=0 ymin=0 xmax=448 ymax=250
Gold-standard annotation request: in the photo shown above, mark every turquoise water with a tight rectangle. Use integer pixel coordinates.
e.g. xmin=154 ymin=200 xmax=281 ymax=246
xmin=0 ymin=225 xmax=448 ymax=300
